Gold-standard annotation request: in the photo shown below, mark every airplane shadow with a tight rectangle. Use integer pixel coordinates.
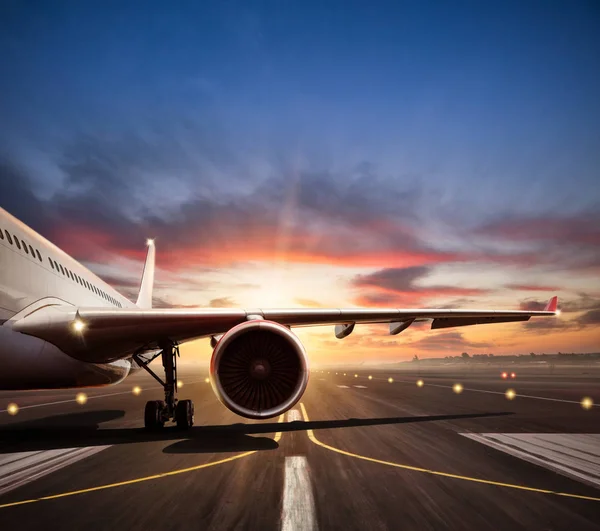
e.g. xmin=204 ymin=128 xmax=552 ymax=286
xmin=0 ymin=410 xmax=512 ymax=455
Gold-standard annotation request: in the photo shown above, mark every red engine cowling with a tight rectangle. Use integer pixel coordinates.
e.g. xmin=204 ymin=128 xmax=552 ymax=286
xmin=209 ymin=320 xmax=309 ymax=419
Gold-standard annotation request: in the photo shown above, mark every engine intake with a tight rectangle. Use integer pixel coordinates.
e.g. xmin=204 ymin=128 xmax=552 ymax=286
xmin=210 ymin=320 xmax=309 ymax=419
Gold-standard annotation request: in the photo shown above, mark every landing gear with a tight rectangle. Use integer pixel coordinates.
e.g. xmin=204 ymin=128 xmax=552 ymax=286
xmin=133 ymin=340 xmax=194 ymax=430
xmin=175 ymin=399 xmax=194 ymax=429
xmin=144 ymin=400 xmax=165 ymax=430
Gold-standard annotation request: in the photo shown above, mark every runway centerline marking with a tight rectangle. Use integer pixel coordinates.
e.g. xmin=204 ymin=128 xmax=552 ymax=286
xmin=0 ymin=413 xmax=286 ymax=509
xmin=281 ymin=456 xmax=317 ymax=531
xmin=299 ymin=403 xmax=600 ymax=503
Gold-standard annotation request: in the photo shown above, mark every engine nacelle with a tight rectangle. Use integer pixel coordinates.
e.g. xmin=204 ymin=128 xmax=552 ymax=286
xmin=210 ymin=320 xmax=309 ymax=419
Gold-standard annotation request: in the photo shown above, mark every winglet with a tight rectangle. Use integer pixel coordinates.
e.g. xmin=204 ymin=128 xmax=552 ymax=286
xmin=544 ymin=296 xmax=558 ymax=313
xmin=136 ymin=239 xmax=156 ymax=309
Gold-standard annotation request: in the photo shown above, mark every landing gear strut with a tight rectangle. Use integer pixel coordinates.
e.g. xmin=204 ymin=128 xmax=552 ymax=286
xmin=133 ymin=340 xmax=194 ymax=430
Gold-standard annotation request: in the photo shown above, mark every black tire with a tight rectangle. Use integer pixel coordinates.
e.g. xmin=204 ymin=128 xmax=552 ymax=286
xmin=175 ymin=399 xmax=194 ymax=429
xmin=144 ymin=400 xmax=165 ymax=430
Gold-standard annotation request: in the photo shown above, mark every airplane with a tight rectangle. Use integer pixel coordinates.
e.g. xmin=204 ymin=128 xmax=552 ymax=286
xmin=0 ymin=206 xmax=559 ymax=430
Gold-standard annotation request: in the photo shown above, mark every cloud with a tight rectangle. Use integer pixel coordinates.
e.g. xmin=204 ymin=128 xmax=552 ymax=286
xmin=402 ymin=331 xmax=494 ymax=352
xmin=507 ymin=284 xmax=558 ymax=292
xmin=294 ymin=298 xmax=326 ymax=308
xmin=208 ymin=297 xmax=237 ymax=307
xmin=352 ymin=266 xmax=489 ymax=307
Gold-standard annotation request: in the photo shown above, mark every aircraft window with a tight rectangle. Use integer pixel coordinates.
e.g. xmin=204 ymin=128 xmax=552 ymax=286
xmin=22 ymin=241 xmax=29 ymax=254
xmin=29 ymin=245 xmax=34 ymax=255
xmin=35 ymin=249 xmax=42 ymax=261
xmin=0 ymin=229 xmax=3 ymax=239
xmin=48 ymin=258 xmax=54 ymax=269
xmin=59 ymin=264 xmax=65 ymax=275
xmin=69 ymin=271 xmax=75 ymax=281
xmin=14 ymin=237 xmax=21 ymax=250
xmin=5 ymin=230 xmax=12 ymax=244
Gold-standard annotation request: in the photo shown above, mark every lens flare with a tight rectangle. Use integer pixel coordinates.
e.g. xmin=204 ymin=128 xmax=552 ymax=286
xmin=505 ymin=389 xmax=516 ymax=400
xmin=581 ymin=397 xmax=594 ymax=410
xmin=205 ymin=377 xmax=210 ymax=384
xmin=7 ymin=403 xmax=18 ymax=416
xmin=132 ymin=386 xmax=142 ymax=396
xmin=368 ymin=375 xmax=373 ymax=380
xmin=388 ymin=377 xmax=394 ymax=383
xmin=416 ymin=379 xmax=424 ymax=387
xmin=76 ymin=392 xmax=87 ymax=405
xmin=453 ymin=383 xmax=463 ymax=394
xmin=354 ymin=374 xmax=358 ymax=378
xmin=177 ymin=380 xmax=183 ymax=389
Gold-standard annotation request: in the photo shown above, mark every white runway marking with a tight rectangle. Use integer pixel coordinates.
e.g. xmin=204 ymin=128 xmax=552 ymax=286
xmin=461 ymin=433 xmax=600 ymax=489
xmin=336 ymin=385 xmax=350 ymax=389
xmin=287 ymin=409 xmax=302 ymax=422
xmin=0 ymin=446 xmax=110 ymax=496
xmin=353 ymin=385 xmax=367 ymax=389
xmin=281 ymin=456 xmax=317 ymax=531
xmin=0 ymin=379 xmax=207 ymax=414
xmin=374 ymin=376 xmax=599 ymax=407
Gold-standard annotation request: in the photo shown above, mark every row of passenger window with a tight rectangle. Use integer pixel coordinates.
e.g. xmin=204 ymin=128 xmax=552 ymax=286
xmin=1 ymin=227 xmax=122 ymax=308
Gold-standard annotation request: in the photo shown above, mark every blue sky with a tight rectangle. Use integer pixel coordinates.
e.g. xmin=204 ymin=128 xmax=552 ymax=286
xmin=1 ymin=1 xmax=599 ymax=359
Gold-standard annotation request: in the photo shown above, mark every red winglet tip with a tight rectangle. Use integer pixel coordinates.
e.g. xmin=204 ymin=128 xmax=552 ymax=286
xmin=544 ymin=296 xmax=558 ymax=313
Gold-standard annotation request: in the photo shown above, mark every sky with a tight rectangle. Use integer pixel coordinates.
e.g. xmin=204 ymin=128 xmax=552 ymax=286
xmin=1 ymin=1 xmax=599 ymax=364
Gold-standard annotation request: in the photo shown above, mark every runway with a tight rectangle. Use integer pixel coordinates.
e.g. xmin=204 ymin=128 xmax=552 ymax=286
xmin=0 ymin=366 xmax=599 ymax=530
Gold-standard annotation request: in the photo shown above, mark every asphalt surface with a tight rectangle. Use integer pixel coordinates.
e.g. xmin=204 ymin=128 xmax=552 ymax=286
xmin=0 ymin=365 xmax=599 ymax=530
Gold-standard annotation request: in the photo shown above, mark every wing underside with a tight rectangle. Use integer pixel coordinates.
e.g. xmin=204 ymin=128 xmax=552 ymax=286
xmin=7 ymin=297 xmax=558 ymax=364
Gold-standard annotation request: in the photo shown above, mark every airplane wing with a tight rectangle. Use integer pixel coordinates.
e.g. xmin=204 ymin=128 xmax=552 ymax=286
xmin=9 ymin=296 xmax=558 ymax=363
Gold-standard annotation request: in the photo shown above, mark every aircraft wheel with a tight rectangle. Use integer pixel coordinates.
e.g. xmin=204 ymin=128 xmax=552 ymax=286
xmin=144 ymin=400 xmax=165 ymax=430
xmin=175 ymin=399 xmax=194 ymax=429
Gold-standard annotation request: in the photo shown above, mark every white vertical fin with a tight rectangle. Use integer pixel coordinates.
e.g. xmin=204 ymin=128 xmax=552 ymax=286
xmin=136 ymin=239 xmax=155 ymax=309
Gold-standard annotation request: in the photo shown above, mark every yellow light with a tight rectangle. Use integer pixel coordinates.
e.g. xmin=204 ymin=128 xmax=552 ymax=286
xmin=72 ymin=319 xmax=85 ymax=333
xmin=453 ymin=383 xmax=463 ymax=394
xmin=505 ymin=389 xmax=516 ymax=400
xmin=581 ymin=397 xmax=594 ymax=410
xmin=354 ymin=374 xmax=358 ymax=378
xmin=177 ymin=380 xmax=183 ymax=389
xmin=416 ymin=379 xmax=424 ymax=387
xmin=368 ymin=375 xmax=373 ymax=380
xmin=205 ymin=377 xmax=210 ymax=384
xmin=132 ymin=386 xmax=142 ymax=396
xmin=388 ymin=377 xmax=394 ymax=383
xmin=146 ymin=238 xmax=154 ymax=246
xmin=7 ymin=403 xmax=18 ymax=416
xmin=555 ymin=309 xmax=562 ymax=316
xmin=344 ymin=373 xmax=347 ymax=376
xmin=76 ymin=392 xmax=87 ymax=405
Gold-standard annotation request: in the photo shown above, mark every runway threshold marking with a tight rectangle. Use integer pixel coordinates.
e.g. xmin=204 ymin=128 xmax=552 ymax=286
xmin=461 ymin=433 xmax=600 ymax=489
xmin=0 ymin=413 xmax=285 ymax=509
xmin=0 ymin=446 xmax=110 ymax=497
xmin=299 ymin=403 xmax=600 ymax=503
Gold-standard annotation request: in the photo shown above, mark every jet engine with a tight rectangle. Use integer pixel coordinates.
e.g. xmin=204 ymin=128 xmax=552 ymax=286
xmin=210 ymin=320 xmax=309 ymax=419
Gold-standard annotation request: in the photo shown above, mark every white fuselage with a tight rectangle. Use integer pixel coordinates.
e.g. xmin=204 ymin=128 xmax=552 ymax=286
xmin=0 ymin=207 xmax=135 ymax=389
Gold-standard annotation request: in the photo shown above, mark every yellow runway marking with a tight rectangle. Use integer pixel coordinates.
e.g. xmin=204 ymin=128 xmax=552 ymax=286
xmin=0 ymin=413 xmax=285 ymax=510
xmin=274 ymin=413 xmax=284 ymax=442
xmin=299 ymin=403 xmax=600 ymax=503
